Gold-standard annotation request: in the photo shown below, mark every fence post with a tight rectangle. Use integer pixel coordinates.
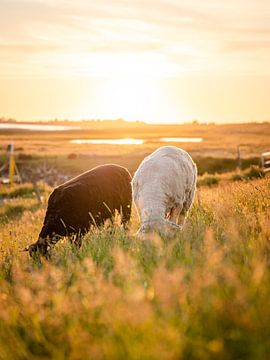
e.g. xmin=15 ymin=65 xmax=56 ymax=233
xmin=237 ymin=145 xmax=242 ymax=170
xmin=32 ymin=181 xmax=42 ymax=204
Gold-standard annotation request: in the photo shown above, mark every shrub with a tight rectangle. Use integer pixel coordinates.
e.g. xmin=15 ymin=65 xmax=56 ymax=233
xmin=197 ymin=175 xmax=219 ymax=187
xmin=231 ymin=166 xmax=265 ymax=182
xmin=18 ymin=153 xmax=33 ymax=160
xmin=0 ymin=183 xmax=45 ymax=199
xmin=67 ymin=153 xmax=78 ymax=160
xmin=244 ymin=165 xmax=265 ymax=180
xmin=231 ymin=174 xmax=243 ymax=182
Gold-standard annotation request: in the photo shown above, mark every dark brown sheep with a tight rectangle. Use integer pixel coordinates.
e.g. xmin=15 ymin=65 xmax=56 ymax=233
xmin=27 ymin=164 xmax=132 ymax=257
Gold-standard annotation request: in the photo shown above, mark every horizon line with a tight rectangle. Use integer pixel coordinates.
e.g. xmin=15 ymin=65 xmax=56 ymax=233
xmin=0 ymin=117 xmax=270 ymax=126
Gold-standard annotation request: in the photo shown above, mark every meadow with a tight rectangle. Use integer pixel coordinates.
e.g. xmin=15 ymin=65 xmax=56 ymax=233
xmin=0 ymin=175 xmax=270 ymax=359
xmin=1 ymin=121 xmax=270 ymax=181
xmin=0 ymin=121 xmax=270 ymax=359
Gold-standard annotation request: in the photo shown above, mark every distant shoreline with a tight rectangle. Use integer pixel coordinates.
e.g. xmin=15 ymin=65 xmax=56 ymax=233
xmin=0 ymin=119 xmax=269 ymax=128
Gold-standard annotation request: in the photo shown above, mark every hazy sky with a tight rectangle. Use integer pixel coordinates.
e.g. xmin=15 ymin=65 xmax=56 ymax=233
xmin=0 ymin=0 xmax=269 ymax=123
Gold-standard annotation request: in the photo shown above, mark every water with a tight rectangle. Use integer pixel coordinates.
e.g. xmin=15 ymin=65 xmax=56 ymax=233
xmin=70 ymin=138 xmax=144 ymax=145
xmin=70 ymin=137 xmax=203 ymax=145
xmin=160 ymin=137 xmax=203 ymax=143
xmin=0 ymin=123 xmax=80 ymax=131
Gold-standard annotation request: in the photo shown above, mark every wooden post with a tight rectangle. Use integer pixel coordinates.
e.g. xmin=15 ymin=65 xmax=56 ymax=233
xmin=237 ymin=145 xmax=242 ymax=170
xmin=7 ymin=144 xmax=15 ymax=184
xmin=32 ymin=181 xmax=42 ymax=204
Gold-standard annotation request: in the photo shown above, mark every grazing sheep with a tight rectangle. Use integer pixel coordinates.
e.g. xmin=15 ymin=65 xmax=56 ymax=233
xmin=132 ymin=146 xmax=197 ymax=237
xmin=27 ymin=164 xmax=132 ymax=257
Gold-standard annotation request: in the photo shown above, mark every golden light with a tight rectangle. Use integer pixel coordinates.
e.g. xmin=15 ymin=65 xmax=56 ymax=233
xmin=96 ymin=77 xmax=161 ymax=121
xmin=48 ymin=51 xmax=183 ymax=122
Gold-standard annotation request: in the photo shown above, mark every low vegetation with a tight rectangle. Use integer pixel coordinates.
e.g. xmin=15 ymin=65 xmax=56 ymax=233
xmin=197 ymin=166 xmax=265 ymax=188
xmin=0 ymin=175 xmax=269 ymax=359
xmin=0 ymin=183 xmax=47 ymax=199
xmin=197 ymin=174 xmax=220 ymax=187
xmin=11 ymin=154 xmax=260 ymax=182
xmin=239 ymin=165 xmax=265 ymax=180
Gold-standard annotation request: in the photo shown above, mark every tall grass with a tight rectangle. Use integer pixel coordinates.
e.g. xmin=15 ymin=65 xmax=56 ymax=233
xmin=0 ymin=178 xmax=269 ymax=359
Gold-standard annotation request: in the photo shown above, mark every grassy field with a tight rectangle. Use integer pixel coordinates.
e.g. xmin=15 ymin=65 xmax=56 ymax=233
xmin=1 ymin=121 xmax=270 ymax=180
xmin=0 ymin=176 xmax=270 ymax=359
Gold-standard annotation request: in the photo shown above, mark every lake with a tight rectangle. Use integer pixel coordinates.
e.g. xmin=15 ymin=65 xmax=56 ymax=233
xmin=0 ymin=123 xmax=80 ymax=131
xmin=160 ymin=137 xmax=202 ymax=143
xmin=70 ymin=137 xmax=203 ymax=145
xmin=70 ymin=138 xmax=144 ymax=145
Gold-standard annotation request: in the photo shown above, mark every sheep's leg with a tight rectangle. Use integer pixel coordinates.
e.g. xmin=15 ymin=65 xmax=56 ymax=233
xmin=74 ymin=231 xmax=83 ymax=248
xmin=178 ymin=210 xmax=187 ymax=226
xmin=121 ymin=204 xmax=131 ymax=229
xmin=67 ymin=234 xmax=75 ymax=245
xmin=178 ymin=204 xmax=190 ymax=227
xmin=168 ymin=207 xmax=181 ymax=224
xmin=170 ymin=206 xmax=189 ymax=227
xmin=178 ymin=188 xmax=196 ymax=226
xmin=168 ymin=207 xmax=183 ymax=225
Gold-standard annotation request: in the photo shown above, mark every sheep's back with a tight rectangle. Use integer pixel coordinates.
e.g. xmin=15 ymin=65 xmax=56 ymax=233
xmin=132 ymin=146 xmax=196 ymax=200
xmin=44 ymin=164 xmax=132 ymax=232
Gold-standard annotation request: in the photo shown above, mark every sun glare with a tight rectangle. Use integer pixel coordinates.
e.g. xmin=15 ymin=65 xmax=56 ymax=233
xmin=75 ymin=75 xmax=177 ymax=123
xmin=59 ymin=52 xmax=184 ymax=123
xmin=99 ymin=77 xmax=158 ymax=121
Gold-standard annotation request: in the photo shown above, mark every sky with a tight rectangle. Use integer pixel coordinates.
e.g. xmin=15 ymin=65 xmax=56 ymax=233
xmin=0 ymin=0 xmax=269 ymax=123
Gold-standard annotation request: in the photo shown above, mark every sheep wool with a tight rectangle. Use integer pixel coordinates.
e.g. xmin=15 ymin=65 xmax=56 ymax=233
xmin=28 ymin=164 xmax=132 ymax=257
xmin=132 ymin=146 xmax=197 ymax=237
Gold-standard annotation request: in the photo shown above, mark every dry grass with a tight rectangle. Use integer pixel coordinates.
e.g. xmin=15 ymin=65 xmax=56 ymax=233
xmin=0 ymin=177 xmax=270 ymax=359
xmin=1 ymin=122 xmax=269 ymax=180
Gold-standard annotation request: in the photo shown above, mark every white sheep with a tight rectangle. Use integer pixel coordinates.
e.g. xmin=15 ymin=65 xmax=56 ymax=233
xmin=132 ymin=146 xmax=197 ymax=237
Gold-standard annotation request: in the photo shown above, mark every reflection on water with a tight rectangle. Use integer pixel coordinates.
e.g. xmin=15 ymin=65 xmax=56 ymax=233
xmin=70 ymin=138 xmax=144 ymax=145
xmin=70 ymin=137 xmax=203 ymax=145
xmin=161 ymin=137 xmax=203 ymax=143
xmin=0 ymin=123 xmax=80 ymax=131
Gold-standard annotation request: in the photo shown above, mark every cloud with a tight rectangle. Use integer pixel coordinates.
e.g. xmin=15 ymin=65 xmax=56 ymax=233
xmin=0 ymin=44 xmax=63 ymax=54
xmin=221 ymin=40 xmax=270 ymax=53
xmin=0 ymin=0 xmax=270 ymax=78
